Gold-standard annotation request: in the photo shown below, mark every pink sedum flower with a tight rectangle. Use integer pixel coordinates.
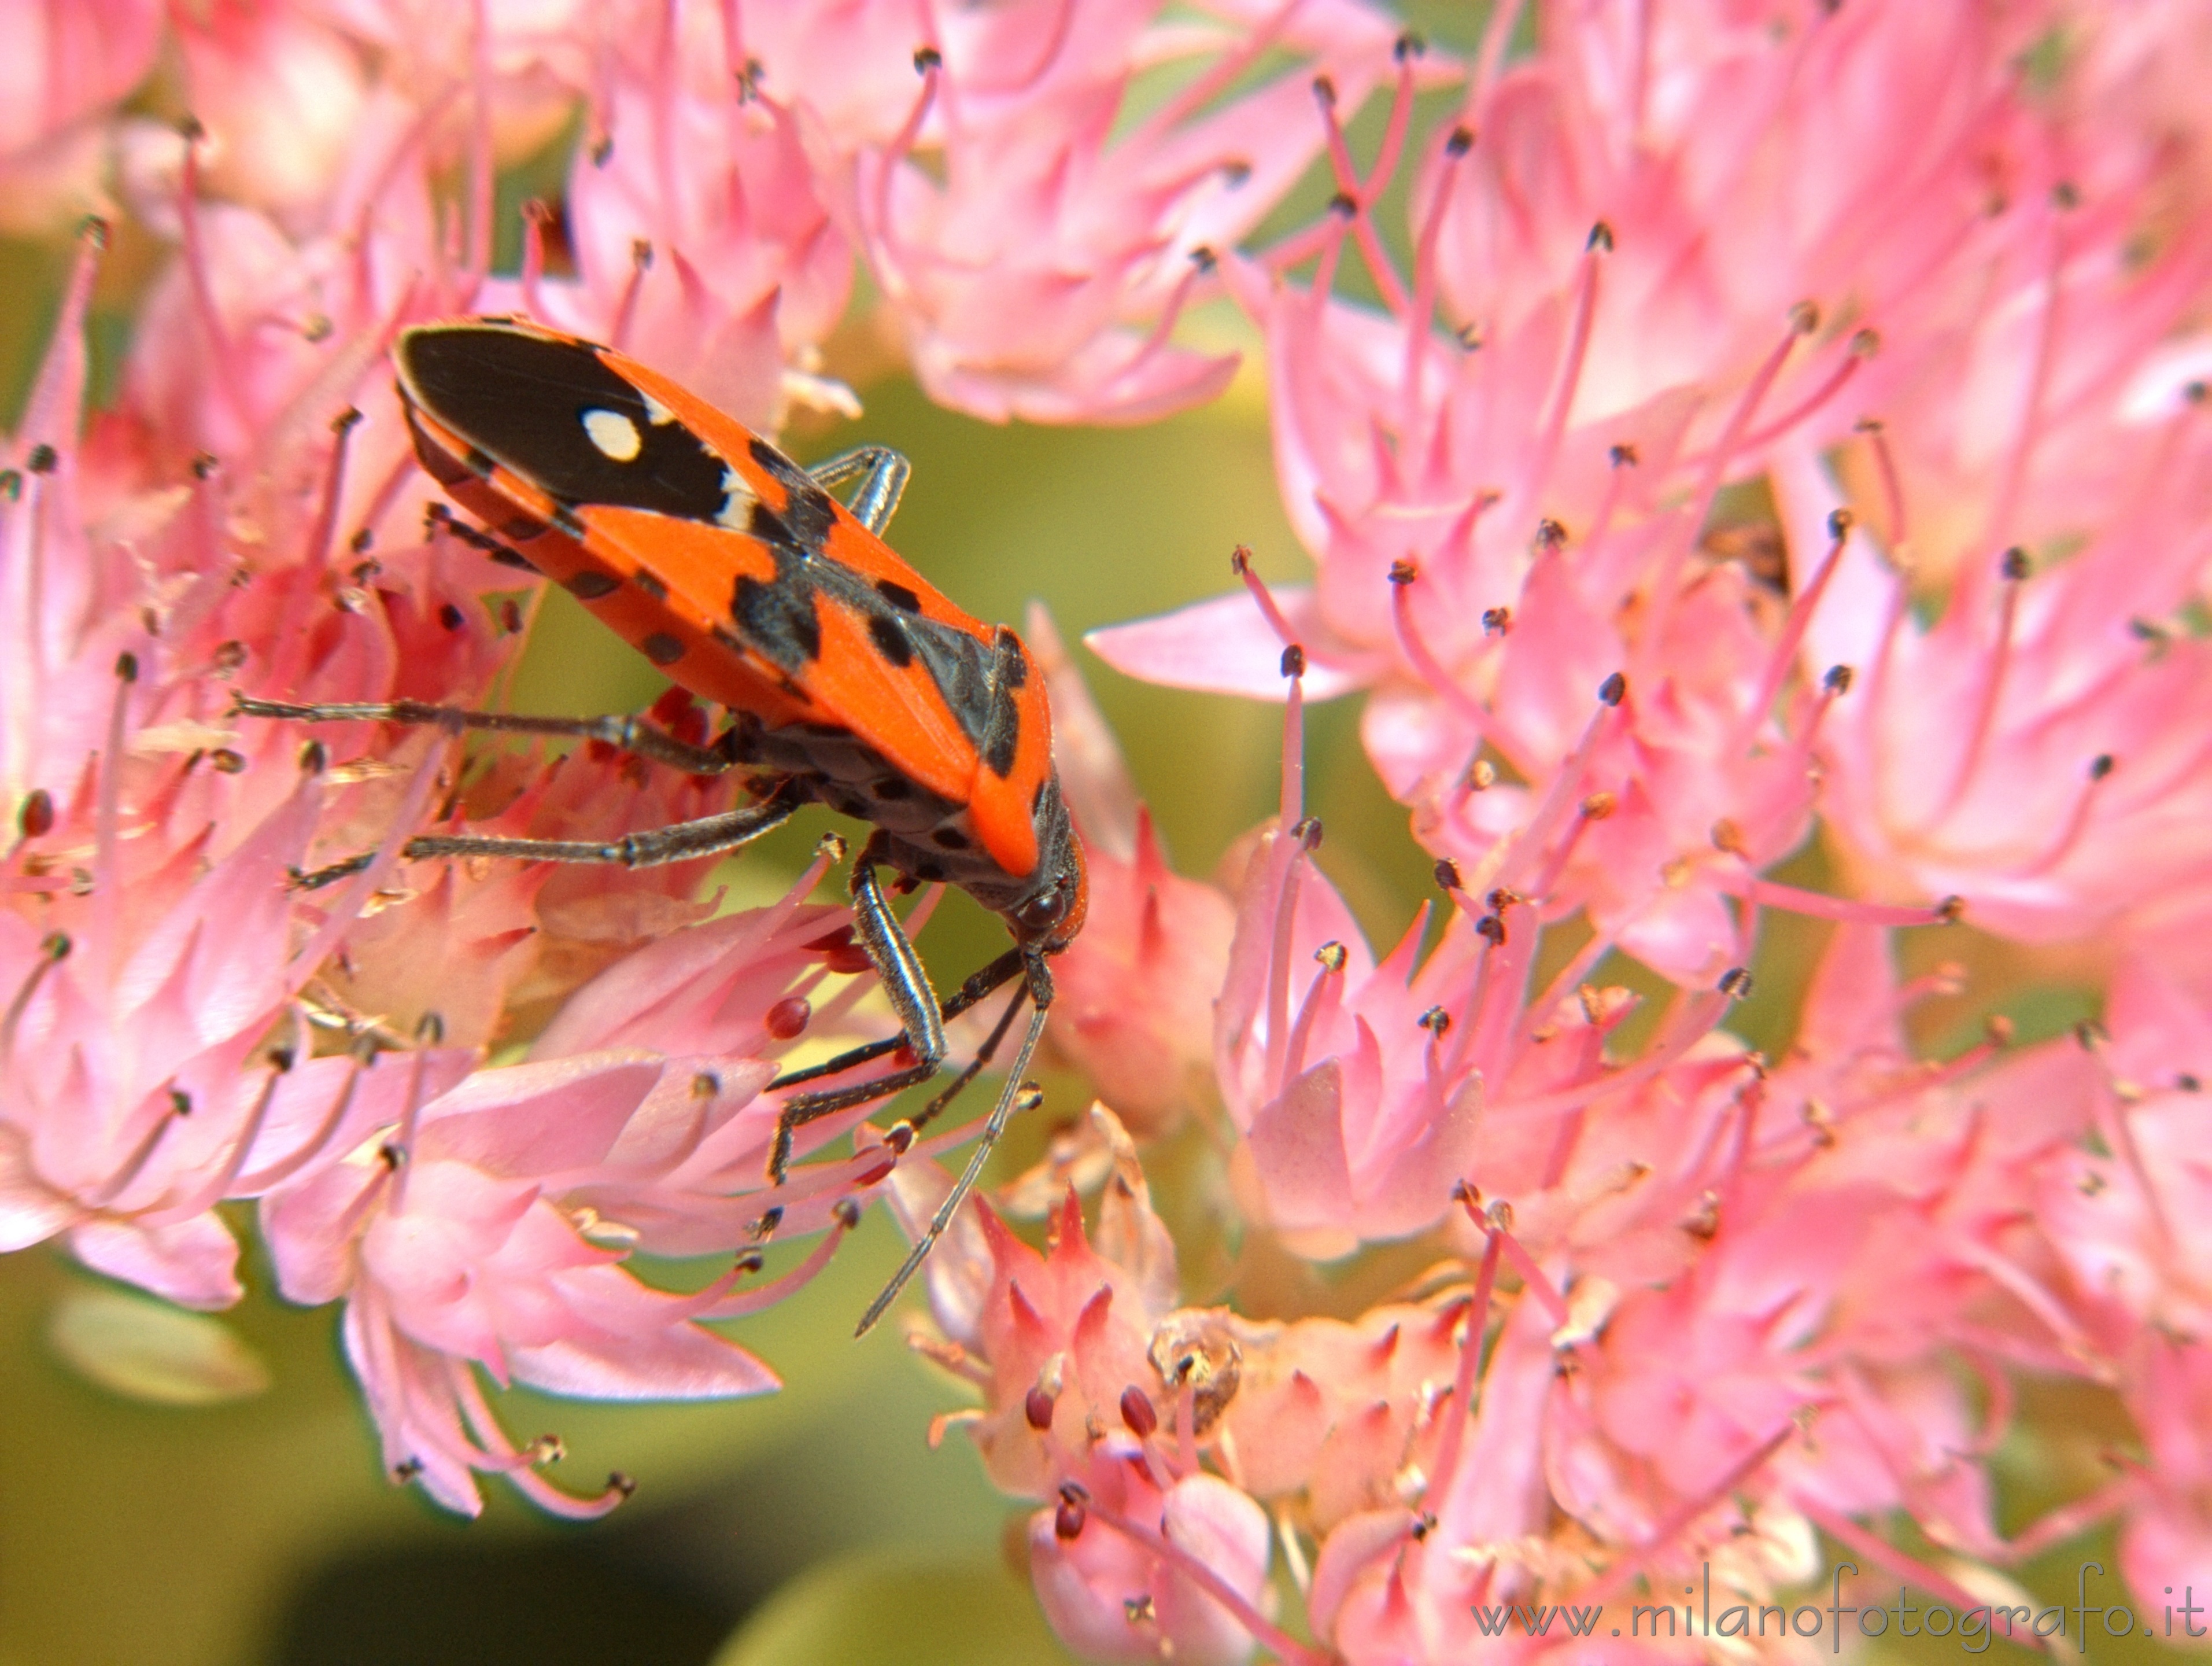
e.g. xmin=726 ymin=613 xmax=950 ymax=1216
xmin=258 ymin=1042 xmax=825 ymax=1517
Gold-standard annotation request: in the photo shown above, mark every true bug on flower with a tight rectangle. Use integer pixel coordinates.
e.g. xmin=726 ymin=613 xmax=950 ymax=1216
xmin=238 ymin=316 xmax=1088 ymax=1334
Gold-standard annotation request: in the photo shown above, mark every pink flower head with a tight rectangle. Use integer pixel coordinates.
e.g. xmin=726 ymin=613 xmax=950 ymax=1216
xmin=1775 ymin=422 xmax=2212 ymax=945
xmin=505 ymin=2 xmax=855 ymax=434
xmin=260 ymin=1049 xmax=796 ymax=1517
xmin=257 ymin=866 xmax=882 ymax=1517
xmin=832 ymin=0 xmax=1406 ymax=423
xmin=1094 ymin=235 xmax=1896 ymax=991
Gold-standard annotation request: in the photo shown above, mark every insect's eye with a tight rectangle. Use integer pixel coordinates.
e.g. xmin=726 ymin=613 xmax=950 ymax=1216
xmin=1014 ymin=886 xmax=1067 ymax=939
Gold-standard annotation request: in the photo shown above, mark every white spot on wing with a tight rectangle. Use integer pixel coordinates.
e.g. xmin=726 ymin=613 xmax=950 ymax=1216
xmin=641 ymin=392 xmax=675 ymax=425
xmin=717 ymin=466 xmax=760 ymax=530
xmin=581 ymin=407 xmax=642 ymax=462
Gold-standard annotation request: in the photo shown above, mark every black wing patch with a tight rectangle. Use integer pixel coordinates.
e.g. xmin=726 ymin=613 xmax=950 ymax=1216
xmin=734 ymin=553 xmax=824 ymax=668
xmin=747 ymin=437 xmax=836 ymax=554
xmin=400 ymin=327 xmax=738 ymax=524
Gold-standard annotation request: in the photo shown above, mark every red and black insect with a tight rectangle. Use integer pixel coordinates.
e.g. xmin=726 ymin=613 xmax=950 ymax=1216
xmin=240 ymin=315 xmax=1088 ymax=1333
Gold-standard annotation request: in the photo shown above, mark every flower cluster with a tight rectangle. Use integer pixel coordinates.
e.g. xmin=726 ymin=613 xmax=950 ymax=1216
xmin=6 ymin=0 xmax=2212 ymax=1659
xmin=0 ymin=0 xmax=1412 ymax=1519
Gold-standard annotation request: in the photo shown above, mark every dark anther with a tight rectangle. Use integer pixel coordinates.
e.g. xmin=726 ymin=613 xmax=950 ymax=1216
xmin=1410 ymin=1511 xmax=1437 ymax=1541
xmin=1476 ymin=915 xmax=1505 ymax=946
xmin=349 ymin=528 xmax=374 ymax=553
xmin=27 ymin=443 xmax=59 ymax=474
xmin=394 ymin=1457 xmax=424 ymax=1481
xmin=2000 ymin=546 xmax=2031 ymax=581
xmin=115 ymin=651 xmax=139 ymax=683
xmin=833 ymin=1197 xmax=861 ymax=1230
xmin=1025 ymin=1385 xmax=1057 ymax=1430
xmin=1598 ymin=670 xmax=1627 ymax=706
xmin=79 ymin=214 xmax=110 ymax=249
xmin=168 ymin=1088 xmax=192 ymax=1117
xmin=734 ymin=1251 xmax=766 ymax=1275
xmin=590 ymin=134 xmax=614 ymax=166
xmin=1280 ymin=643 xmax=1306 ymax=679
xmin=1586 ymin=222 xmax=1615 ymax=252
xmin=913 ymin=44 xmax=942 ymax=72
xmin=2178 ymin=1074 xmax=2203 ymax=1093
xmin=1482 ymin=606 xmax=1511 ymax=633
xmin=1120 ymin=1386 xmax=1158 ymax=1437
xmin=1535 ymin=518 xmax=1567 ymax=551
xmin=1609 ymin=443 xmax=1638 ymax=467
xmin=1312 ymin=74 xmax=1338 ymax=107
xmin=438 ymin=602 xmax=466 ymax=631
xmin=1314 ymin=941 xmax=1348 ymax=973
xmin=1445 ymin=125 xmax=1474 ymax=157
xmin=191 ymin=452 xmax=219 ymax=480
xmin=609 ymin=1472 xmax=637 ymax=1499
xmin=1827 ymin=507 xmax=1855 ymax=540
xmin=19 ymin=789 xmax=53 ymax=838
xmin=1718 ymin=967 xmax=1755 ymax=999
xmin=1419 ymin=1007 xmax=1450 ymax=1037
xmin=1189 ymin=245 xmax=1218 ymax=272
xmin=1293 ymin=816 xmax=1324 ymax=850
xmin=298 ymin=739 xmax=327 ymax=775
xmin=751 ymin=1206 xmax=785 ymax=1240
xmin=2088 ymin=753 xmax=2115 ymax=781
xmin=1789 ymin=300 xmax=1820 ymax=334
xmin=1327 ymin=190 xmax=1359 ymax=218
xmin=178 ymin=113 xmax=206 ymax=141
xmin=1434 ymin=857 xmax=1464 ymax=891
xmin=1394 ymin=30 xmax=1426 ymax=59
xmin=1851 ymin=327 xmax=1880 ymax=356
xmin=1229 ymin=544 xmax=1252 ymax=575
xmin=1823 ymin=664 xmax=1854 ymax=695
xmin=331 ymin=407 xmax=363 ymax=436
xmin=1936 ymin=895 xmax=1966 ymax=924
xmin=1055 ymin=1490 xmax=1087 ymax=1540
xmin=1388 ymin=558 xmax=1418 ymax=585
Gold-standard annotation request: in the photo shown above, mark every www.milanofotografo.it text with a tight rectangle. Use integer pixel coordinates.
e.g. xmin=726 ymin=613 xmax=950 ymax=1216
xmin=1470 ymin=1564 xmax=2204 ymax=1653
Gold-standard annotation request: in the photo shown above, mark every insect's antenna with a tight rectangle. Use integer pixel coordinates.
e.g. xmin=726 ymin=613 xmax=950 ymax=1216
xmin=855 ymin=978 xmax=1051 ymax=1338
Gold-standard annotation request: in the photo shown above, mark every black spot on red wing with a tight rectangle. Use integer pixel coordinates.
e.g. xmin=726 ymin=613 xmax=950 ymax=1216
xmin=930 ymin=827 xmax=969 ymax=850
xmin=978 ymin=631 xmax=1023 ymax=778
xmin=867 ymin=613 xmax=914 ymax=668
xmin=913 ymin=859 xmax=948 ymax=883
xmin=871 ymin=776 xmax=911 ymax=801
xmin=642 ymin=632 xmax=685 ymax=666
xmin=745 ymin=437 xmax=834 ymax=552
xmin=566 ymin=571 xmax=620 ymax=600
xmin=398 ymin=327 xmax=736 ymax=523
xmin=875 ymin=579 xmax=921 ymax=613
xmin=733 ymin=571 xmax=822 ymax=668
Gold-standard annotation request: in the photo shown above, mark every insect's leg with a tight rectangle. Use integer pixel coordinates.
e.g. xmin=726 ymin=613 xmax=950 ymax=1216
xmin=892 ymin=973 xmax=1033 ymax=1142
xmin=767 ymin=854 xmax=947 ymax=1184
xmin=806 ymin=446 xmax=911 ymax=537
xmin=232 ymin=695 xmax=735 ymax=775
xmin=293 ymin=786 xmax=802 ymax=890
xmin=855 ymin=952 xmax=1055 ymax=1337
xmin=769 ymin=946 xmax=1022 ymax=1093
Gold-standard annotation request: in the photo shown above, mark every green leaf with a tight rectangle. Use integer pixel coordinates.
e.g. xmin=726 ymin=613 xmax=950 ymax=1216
xmin=47 ymin=1287 xmax=272 ymax=1406
xmin=712 ymin=1550 xmax=1075 ymax=1666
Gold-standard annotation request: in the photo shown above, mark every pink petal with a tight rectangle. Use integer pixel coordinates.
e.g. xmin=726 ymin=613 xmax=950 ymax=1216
xmin=1085 ymin=588 xmax=1375 ymax=701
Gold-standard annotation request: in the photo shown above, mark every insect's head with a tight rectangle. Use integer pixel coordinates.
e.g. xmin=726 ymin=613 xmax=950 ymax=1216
xmin=1009 ymin=834 xmax=1087 ymax=954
